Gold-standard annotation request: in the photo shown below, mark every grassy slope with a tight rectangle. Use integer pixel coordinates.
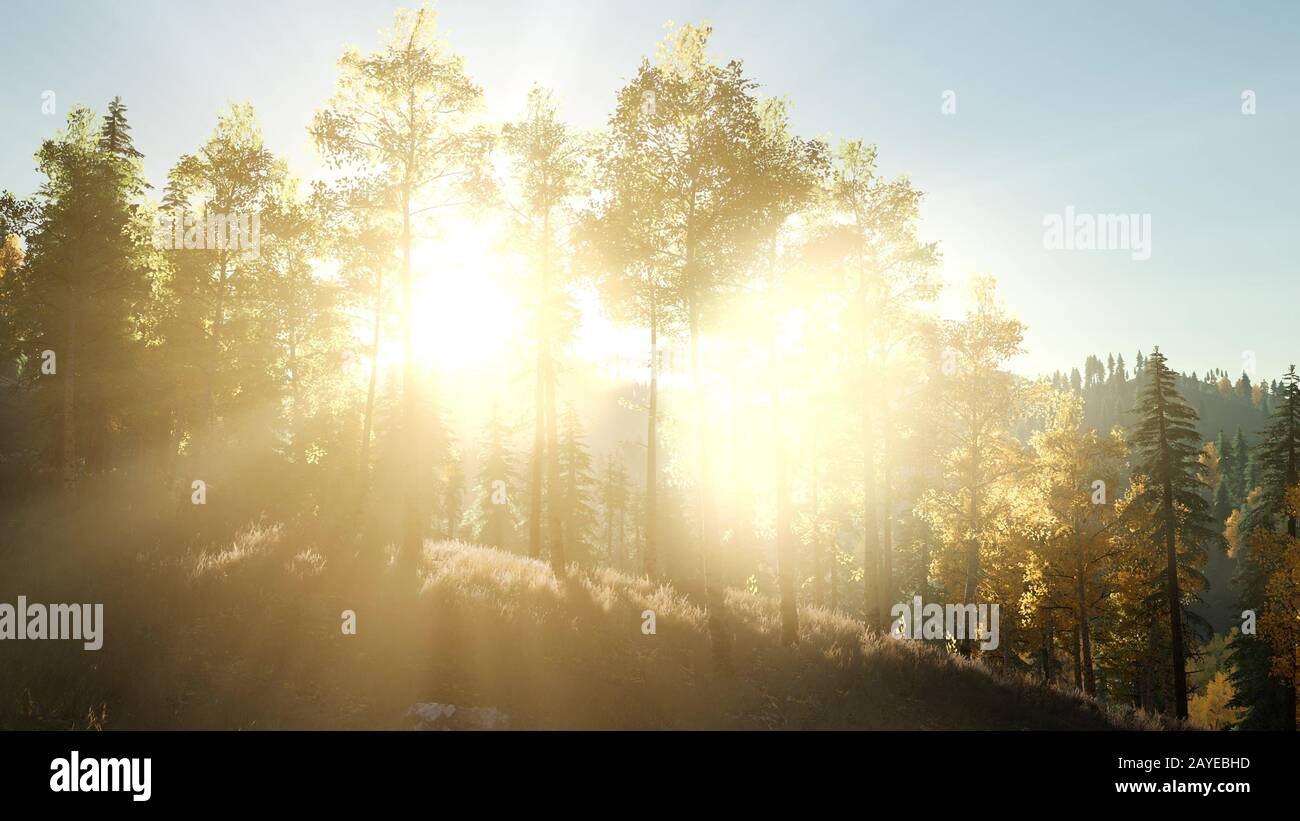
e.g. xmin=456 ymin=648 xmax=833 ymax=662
xmin=1 ymin=521 xmax=1169 ymax=730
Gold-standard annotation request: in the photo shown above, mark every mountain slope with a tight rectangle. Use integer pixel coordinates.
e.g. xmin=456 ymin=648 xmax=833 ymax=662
xmin=1 ymin=524 xmax=1169 ymax=729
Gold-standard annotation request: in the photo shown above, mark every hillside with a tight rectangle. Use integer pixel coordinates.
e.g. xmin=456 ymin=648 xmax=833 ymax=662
xmin=0 ymin=520 xmax=1167 ymax=730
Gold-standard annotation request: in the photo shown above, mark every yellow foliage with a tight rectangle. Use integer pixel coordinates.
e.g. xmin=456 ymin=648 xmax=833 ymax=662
xmin=1223 ymin=508 xmax=1243 ymax=558
xmin=1188 ymin=671 xmax=1239 ymax=730
xmin=0 ymin=233 xmax=23 ymax=280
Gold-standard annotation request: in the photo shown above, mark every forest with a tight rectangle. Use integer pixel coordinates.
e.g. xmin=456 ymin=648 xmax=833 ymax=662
xmin=0 ymin=4 xmax=1296 ymax=731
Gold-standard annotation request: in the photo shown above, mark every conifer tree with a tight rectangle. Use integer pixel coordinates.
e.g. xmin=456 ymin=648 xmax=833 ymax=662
xmin=1129 ymin=347 xmax=1213 ymax=719
xmin=557 ymin=403 xmax=598 ymax=566
xmin=1216 ymin=429 xmax=1236 ymax=501
xmin=1231 ymin=366 xmax=1300 ymax=729
xmin=465 ymin=407 xmax=520 ymax=551
xmin=1233 ymin=428 xmax=1250 ymax=495
xmin=601 ymin=452 xmax=632 ymax=568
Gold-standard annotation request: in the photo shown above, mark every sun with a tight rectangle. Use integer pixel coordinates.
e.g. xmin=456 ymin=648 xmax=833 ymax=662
xmin=404 ymin=221 xmax=524 ymax=374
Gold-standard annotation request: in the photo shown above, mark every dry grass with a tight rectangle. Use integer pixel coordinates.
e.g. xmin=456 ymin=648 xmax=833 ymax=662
xmin=0 ymin=519 xmax=1177 ymax=730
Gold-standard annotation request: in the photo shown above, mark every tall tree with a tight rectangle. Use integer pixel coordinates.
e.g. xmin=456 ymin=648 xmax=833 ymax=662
xmin=501 ymin=85 xmax=587 ymax=573
xmin=465 ymin=406 xmax=519 ymax=551
xmin=311 ymin=4 xmax=493 ymax=576
xmin=164 ymin=103 xmax=280 ymax=472
xmin=324 ymin=180 xmax=397 ymax=489
xmin=751 ymin=97 xmax=829 ymax=644
xmin=4 ymin=103 xmax=152 ymax=498
xmin=596 ymin=22 xmax=778 ymax=671
xmin=556 ymin=403 xmax=599 ymax=567
xmin=918 ymin=277 xmax=1025 ymax=655
xmin=585 ymin=102 xmax=685 ymax=581
xmin=1232 ymin=365 xmax=1300 ymax=729
xmin=600 ymin=452 xmax=633 ymax=568
xmin=1024 ymin=392 xmax=1128 ymax=695
xmin=819 ymin=139 xmax=939 ymax=628
xmin=1129 ymin=347 xmax=1213 ymax=720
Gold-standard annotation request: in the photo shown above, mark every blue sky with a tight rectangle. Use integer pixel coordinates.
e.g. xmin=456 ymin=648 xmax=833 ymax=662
xmin=2 ymin=0 xmax=1297 ymax=379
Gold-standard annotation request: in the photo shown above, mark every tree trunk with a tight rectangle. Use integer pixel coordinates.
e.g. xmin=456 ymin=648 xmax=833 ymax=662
xmin=1163 ymin=478 xmax=1188 ymax=719
xmin=605 ymin=473 xmax=614 ymax=565
xmin=399 ymin=180 xmax=423 ymax=581
xmin=1071 ymin=623 xmax=1082 ymax=690
xmin=528 ymin=346 xmax=546 ymax=559
xmin=1077 ymin=556 xmax=1096 ymax=696
xmin=544 ymin=347 xmax=564 ymax=573
xmin=880 ymin=397 xmax=894 ymax=617
xmin=1141 ymin=611 xmax=1159 ymax=712
xmin=1287 ymin=648 xmax=1298 ymax=731
xmin=829 ymin=525 xmax=839 ymax=611
xmin=1041 ymin=617 xmax=1053 ymax=684
xmin=61 ymin=298 xmax=77 ymax=501
xmin=811 ymin=456 xmax=824 ymax=608
xmin=289 ymin=331 xmax=304 ymax=466
xmin=770 ymin=236 xmax=797 ymax=645
xmin=359 ymin=267 xmax=382 ymax=487
xmin=644 ymin=293 xmax=659 ymax=578
xmin=960 ymin=472 xmax=981 ymax=656
xmin=690 ymin=293 xmax=731 ymax=675
xmin=862 ymin=402 xmax=878 ymax=628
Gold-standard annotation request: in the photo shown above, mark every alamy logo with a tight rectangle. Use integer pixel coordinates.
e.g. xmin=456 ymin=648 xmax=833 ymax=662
xmin=153 ymin=209 xmax=261 ymax=260
xmin=0 ymin=596 xmax=103 ymax=650
xmin=50 ymin=751 xmax=151 ymax=802
xmin=889 ymin=596 xmax=1000 ymax=651
xmin=1043 ymin=206 xmax=1151 ymax=261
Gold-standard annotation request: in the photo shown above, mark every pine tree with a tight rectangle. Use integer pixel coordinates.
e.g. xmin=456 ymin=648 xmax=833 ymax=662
xmin=1233 ymin=428 xmax=1250 ymax=496
xmin=1231 ymin=366 xmax=1300 ymax=729
xmin=557 ymin=404 xmax=599 ymax=566
xmin=1129 ymin=347 xmax=1214 ymax=720
xmin=1217 ymin=429 xmax=1237 ymax=502
xmin=1213 ymin=480 xmax=1234 ymax=521
xmin=427 ymin=386 xmax=461 ymax=540
xmin=600 ymin=452 xmax=632 ymax=569
xmin=1237 ymin=372 xmax=1253 ymax=404
xmin=465 ymin=408 xmax=519 ymax=551
xmin=4 ymin=103 xmax=153 ymax=497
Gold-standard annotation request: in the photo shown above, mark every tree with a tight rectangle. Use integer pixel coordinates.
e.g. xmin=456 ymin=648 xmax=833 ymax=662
xmin=595 ymin=22 xmax=779 ymax=672
xmin=1216 ymin=429 xmax=1237 ymax=502
xmin=601 ymin=452 xmax=633 ymax=569
xmin=259 ymin=181 xmax=349 ymax=478
xmin=311 ymin=4 xmax=493 ymax=576
xmin=464 ymin=407 xmax=519 ymax=551
xmin=584 ymin=89 xmax=686 ymax=581
xmin=818 ymin=138 xmax=939 ymax=629
xmin=501 ymin=85 xmax=588 ymax=573
xmin=557 ymin=403 xmax=599 ymax=566
xmin=1189 ymin=671 xmax=1240 ymax=730
xmin=3 ymin=102 xmax=153 ymax=498
xmin=161 ymin=102 xmax=284 ymax=502
xmin=1129 ymin=347 xmax=1213 ymax=720
xmin=918 ymin=277 xmax=1025 ymax=655
xmin=1233 ymin=427 xmax=1250 ymax=496
xmin=320 ymin=178 xmax=397 ymax=490
xmin=751 ymin=97 xmax=829 ymax=644
xmin=1231 ymin=365 xmax=1300 ymax=729
xmin=1024 ymin=392 xmax=1128 ymax=694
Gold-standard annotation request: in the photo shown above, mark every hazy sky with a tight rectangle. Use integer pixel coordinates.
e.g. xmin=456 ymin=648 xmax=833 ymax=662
xmin=2 ymin=0 xmax=1297 ymax=379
